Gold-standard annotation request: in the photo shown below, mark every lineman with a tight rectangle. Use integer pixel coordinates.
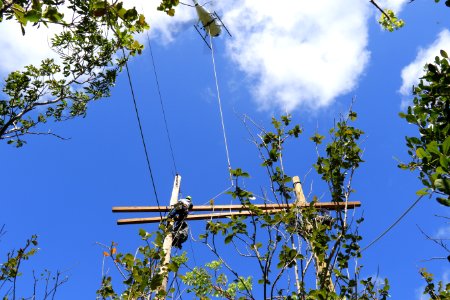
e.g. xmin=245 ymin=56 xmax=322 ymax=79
xmin=167 ymin=196 xmax=193 ymax=221
xmin=167 ymin=196 xmax=193 ymax=249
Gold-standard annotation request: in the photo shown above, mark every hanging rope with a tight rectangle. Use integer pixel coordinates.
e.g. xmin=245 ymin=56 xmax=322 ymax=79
xmin=209 ymin=33 xmax=234 ymax=186
xmin=122 ymin=50 xmax=162 ymax=218
xmin=145 ymin=32 xmax=178 ymax=175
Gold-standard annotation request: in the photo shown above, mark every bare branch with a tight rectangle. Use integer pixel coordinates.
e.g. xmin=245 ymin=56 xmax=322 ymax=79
xmin=417 ymin=225 xmax=450 ymax=253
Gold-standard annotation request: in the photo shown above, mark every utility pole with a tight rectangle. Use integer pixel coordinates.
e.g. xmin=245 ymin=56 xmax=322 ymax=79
xmin=291 ymin=176 xmax=303 ymax=293
xmin=292 ymin=176 xmax=335 ymax=292
xmin=156 ymin=174 xmax=181 ymax=299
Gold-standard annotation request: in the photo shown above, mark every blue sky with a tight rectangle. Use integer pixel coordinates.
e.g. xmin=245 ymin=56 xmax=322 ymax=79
xmin=1 ymin=0 xmax=449 ymax=299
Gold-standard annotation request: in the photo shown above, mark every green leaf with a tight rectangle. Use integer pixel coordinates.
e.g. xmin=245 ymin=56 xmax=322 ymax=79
xmin=434 ymin=178 xmax=450 ymax=193
xmin=310 ymin=133 xmax=325 ymax=144
xmin=416 ymin=147 xmax=429 ymax=159
xmin=13 ymin=4 xmax=27 ymax=26
xmin=440 ymin=155 xmax=449 ymax=170
xmin=441 ymin=49 xmax=449 ymax=58
xmin=224 ymin=235 xmax=233 ymax=244
xmin=443 ymin=136 xmax=450 ymax=155
xmin=25 ymin=9 xmax=42 ymax=22
xmin=436 ymin=166 xmax=446 ymax=175
xmin=426 ymin=141 xmax=440 ymax=155
xmin=123 ymin=8 xmax=138 ymax=21
xmin=116 ymin=7 xmax=127 ymax=19
xmin=43 ymin=6 xmax=63 ymax=22
xmin=428 ymin=63 xmax=438 ymax=73
xmin=416 ymin=188 xmax=430 ymax=196
xmin=436 ymin=197 xmax=450 ymax=207
xmin=138 ymin=14 xmax=146 ymax=26
xmin=150 ymin=274 xmax=163 ymax=290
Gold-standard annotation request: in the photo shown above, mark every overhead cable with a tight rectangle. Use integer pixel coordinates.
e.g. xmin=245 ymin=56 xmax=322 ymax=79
xmin=361 ymin=194 xmax=425 ymax=252
xmin=123 ymin=50 xmax=163 ymax=218
xmin=145 ymin=33 xmax=179 ymax=175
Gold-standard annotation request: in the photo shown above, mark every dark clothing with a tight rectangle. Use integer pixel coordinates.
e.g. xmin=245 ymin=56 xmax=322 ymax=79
xmin=172 ymin=221 xmax=189 ymax=249
xmin=167 ymin=201 xmax=190 ymax=222
xmin=167 ymin=199 xmax=192 ymax=249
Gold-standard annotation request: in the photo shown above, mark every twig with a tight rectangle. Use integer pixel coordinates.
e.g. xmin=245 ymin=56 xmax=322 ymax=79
xmin=369 ymin=0 xmax=391 ymax=20
xmin=416 ymin=225 xmax=450 ymax=253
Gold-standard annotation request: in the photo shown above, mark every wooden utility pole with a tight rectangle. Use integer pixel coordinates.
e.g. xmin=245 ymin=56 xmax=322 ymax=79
xmin=292 ymin=176 xmax=335 ymax=292
xmin=157 ymin=174 xmax=181 ymax=299
xmin=293 ymin=176 xmax=306 ymax=205
xmin=291 ymin=176 xmax=303 ymax=294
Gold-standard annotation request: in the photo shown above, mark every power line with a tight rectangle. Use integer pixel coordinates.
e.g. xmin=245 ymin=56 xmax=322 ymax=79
xmin=123 ymin=50 xmax=162 ymax=218
xmin=145 ymin=33 xmax=179 ymax=175
xmin=209 ymin=34 xmax=233 ymax=186
xmin=361 ymin=194 xmax=425 ymax=252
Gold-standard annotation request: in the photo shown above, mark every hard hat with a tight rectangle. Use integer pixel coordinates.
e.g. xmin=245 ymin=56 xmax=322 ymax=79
xmin=186 ymin=196 xmax=192 ymax=201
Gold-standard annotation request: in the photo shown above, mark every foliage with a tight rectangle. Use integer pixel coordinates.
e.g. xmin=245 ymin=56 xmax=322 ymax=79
xmin=368 ymin=1 xmax=404 ymax=32
xmin=420 ymin=268 xmax=450 ymax=299
xmin=157 ymin=0 xmax=179 ymax=17
xmin=313 ymin=110 xmax=364 ymax=203
xmin=399 ymin=50 xmax=450 ymax=206
xmin=0 ymin=231 xmax=67 ymax=299
xmin=181 ymin=260 xmax=252 ymax=300
xmin=1 ymin=234 xmax=38 ymax=297
xmin=378 ymin=9 xmax=405 ymax=32
xmin=96 ymin=226 xmax=187 ymax=299
xmin=0 ymin=0 xmax=153 ymax=147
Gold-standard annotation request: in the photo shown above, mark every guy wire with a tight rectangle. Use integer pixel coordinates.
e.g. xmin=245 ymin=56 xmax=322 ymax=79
xmin=209 ymin=33 xmax=234 ymax=186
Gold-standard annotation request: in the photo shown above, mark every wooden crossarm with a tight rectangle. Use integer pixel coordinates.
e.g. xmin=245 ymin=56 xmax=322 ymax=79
xmin=112 ymin=201 xmax=361 ymax=213
xmin=115 ymin=201 xmax=361 ymax=225
xmin=118 ymin=210 xmax=278 ymax=225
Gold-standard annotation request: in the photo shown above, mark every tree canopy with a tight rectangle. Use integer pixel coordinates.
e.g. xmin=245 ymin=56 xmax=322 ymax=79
xmin=0 ymin=0 xmax=149 ymax=146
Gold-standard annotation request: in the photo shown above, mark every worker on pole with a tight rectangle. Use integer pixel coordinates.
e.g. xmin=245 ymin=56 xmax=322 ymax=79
xmin=167 ymin=196 xmax=193 ymax=249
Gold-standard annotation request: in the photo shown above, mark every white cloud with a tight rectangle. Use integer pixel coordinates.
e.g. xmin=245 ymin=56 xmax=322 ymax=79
xmin=399 ymin=29 xmax=450 ymax=108
xmin=216 ymin=0 xmax=373 ymax=111
xmin=0 ymin=22 xmax=61 ymax=75
xmin=126 ymin=0 xmax=196 ymax=44
xmin=376 ymin=0 xmax=409 ymax=13
xmin=0 ymin=2 xmax=195 ymax=76
xmin=435 ymin=224 xmax=450 ymax=240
